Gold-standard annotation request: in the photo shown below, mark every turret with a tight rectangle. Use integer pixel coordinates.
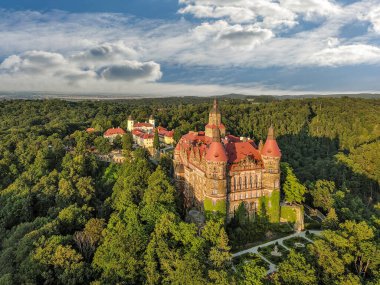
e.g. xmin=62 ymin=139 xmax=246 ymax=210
xmin=204 ymin=128 xmax=228 ymax=215
xmin=205 ymin=98 xmax=225 ymax=138
xmin=127 ymin=115 xmax=134 ymax=132
xmin=260 ymin=125 xmax=281 ymax=223
xmin=261 ymin=125 xmax=281 ymax=189
xmin=149 ymin=115 xmax=155 ymax=128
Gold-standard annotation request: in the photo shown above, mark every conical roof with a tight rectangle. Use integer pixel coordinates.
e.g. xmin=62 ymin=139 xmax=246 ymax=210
xmin=205 ymin=141 xmax=228 ymax=162
xmin=261 ymin=125 xmax=281 ymax=157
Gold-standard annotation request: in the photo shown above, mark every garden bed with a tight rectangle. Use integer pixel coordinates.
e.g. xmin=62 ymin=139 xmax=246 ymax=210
xmin=257 ymin=243 xmax=288 ymax=264
xmin=233 ymin=252 xmax=270 ymax=270
xmin=282 ymin=236 xmax=311 ymax=254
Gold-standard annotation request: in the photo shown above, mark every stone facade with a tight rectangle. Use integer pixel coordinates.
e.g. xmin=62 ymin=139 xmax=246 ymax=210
xmin=174 ymin=99 xmax=282 ymax=221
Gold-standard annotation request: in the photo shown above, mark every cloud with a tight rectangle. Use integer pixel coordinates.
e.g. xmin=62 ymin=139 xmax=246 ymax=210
xmin=98 ymin=61 xmax=162 ymax=81
xmin=179 ymin=5 xmax=256 ymax=23
xmin=360 ymin=5 xmax=380 ymax=33
xmin=72 ymin=42 xmax=139 ymax=62
xmin=0 ymin=2 xmax=379 ymax=95
xmin=0 ymin=44 xmax=162 ymax=84
xmin=193 ymin=21 xmax=273 ymax=49
xmin=308 ymin=44 xmax=380 ymax=66
xmin=0 ymin=51 xmax=66 ymax=74
xmin=280 ymin=0 xmax=341 ymax=21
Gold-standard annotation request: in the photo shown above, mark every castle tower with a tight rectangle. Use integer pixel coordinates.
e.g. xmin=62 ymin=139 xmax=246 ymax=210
xmin=261 ymin=125 xmax=281 ymax=222
xmin=203 ymin=128 xmax=228 ymax=215
xmin=149 ymin=115 xmax=155 ymax=128
xmin=127 ymin=115 xmax=134 ymax=132
xmin=205 ymin=98 xmax=226 ymax=138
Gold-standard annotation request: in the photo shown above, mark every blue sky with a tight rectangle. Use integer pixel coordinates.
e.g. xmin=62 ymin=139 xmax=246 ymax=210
xmin=0 ymin=0 xmax=379 ymax=96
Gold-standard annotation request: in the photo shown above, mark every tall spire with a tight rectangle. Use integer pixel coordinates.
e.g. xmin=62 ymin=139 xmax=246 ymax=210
xmin=213 ymin=98 xmax=218 ymax=111
xmin=261 ymin=124 xmax=281 ymax=157
xmin=267 ymin=124 xmax=275 ymax=140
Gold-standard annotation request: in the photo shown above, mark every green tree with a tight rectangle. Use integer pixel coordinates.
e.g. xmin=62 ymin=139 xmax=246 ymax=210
xmin=281 ymin=163 xmax=306 ymax=204
xmin=322 ymin=208 xmax=339 ymax=230
xmin=94 ymin=137 xmax=111 ymax=154
xmin=140 ymin=166 xmax=176 ymax=230
xmin=113 ymin=135 xmax=123 ymax=149
xmin=153 ymin=129 xmax=160 ymax=150
xmin=276 ymin=250 xmax=317 ymax=285
xmin=93 ymin=206 xmax=148 ymax=284
xmin=236 ymin=259 xmax=266 ymax=285
xmin=310 ymin=180 xmax=336 ymax=211
xmin=122 ymin=132 xmax=133 ymax=152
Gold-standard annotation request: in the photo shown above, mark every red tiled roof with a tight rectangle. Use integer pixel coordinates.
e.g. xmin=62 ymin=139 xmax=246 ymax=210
xmin=261 ymin=139 xmax=281 ymax=157
xmin=134 ymin=122 xmax=153 ymax=128
xmin=104 ymin=127 xmax=126 ymax=136
xmin=156 ymin=126 xmax=174 ymax=138
xmin=205 ymin=142 xmax=228 ymax=162
xmin=86 ymin=127 xmax=95 ymax=133
xmin=132 ymin=129 xmax=153 ymax=140
xmin=225 ymin=141 xmax=262 ymax=164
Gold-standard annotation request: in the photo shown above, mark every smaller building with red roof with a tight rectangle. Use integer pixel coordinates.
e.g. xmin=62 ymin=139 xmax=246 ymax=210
xmin=103 ymin=127 xmax=126 ymax=143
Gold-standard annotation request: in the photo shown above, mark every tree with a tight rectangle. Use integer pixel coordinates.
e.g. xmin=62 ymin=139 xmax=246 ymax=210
xmin=74 ymin=218 xmax=105 ymax=262
xmin=122 ymin=132 xmax=133 ymax=152
xmin=113 ymin=135 xmax=123 ymax=149
xmin=276 ymin=250 xmax=317 ymax=285
xmin=33 ymin=235 xmax=86 ymax=284
xmin=140 ymin=166 xmax=176 ymax=230
xmin=94 ymin=137 xmax=111 ymax=154
xmin=236 ymin=259 xmax=266 ymax=285
xmin=281 ymin=163 xmax=306 ymax=204
xmin=93 ymin=206 xmax=148 ymax=284
xmin=144 ymin=213 xmax=206 ymax=285
xmin=309 ymin=220 xmax=379 ymax=283
xmin=310 ymin=180 xmax=335 ymax=211
xmin=153 ymin=129 xmax=160 ymax=150
xmin=322 ymin=208 xmax=339 ymax=230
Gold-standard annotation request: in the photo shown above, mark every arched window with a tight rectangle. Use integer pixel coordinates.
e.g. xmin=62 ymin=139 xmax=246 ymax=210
xmin=239 ymin=177 xmax=242 ymax=190
xmin=245 ymin=176 xmax=248 ymax=189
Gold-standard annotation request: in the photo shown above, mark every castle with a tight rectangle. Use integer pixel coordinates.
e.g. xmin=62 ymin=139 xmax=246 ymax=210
xmin=174 ymin=99 xmax=281 ymax=221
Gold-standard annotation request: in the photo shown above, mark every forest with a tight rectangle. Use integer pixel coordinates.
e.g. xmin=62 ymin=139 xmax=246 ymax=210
xmin=0 ymin=96 xmax=379 ymax=285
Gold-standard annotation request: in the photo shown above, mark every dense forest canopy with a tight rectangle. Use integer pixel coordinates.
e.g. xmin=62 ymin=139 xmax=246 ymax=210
xmin=0 ymin=97 xmax=379 ymax=284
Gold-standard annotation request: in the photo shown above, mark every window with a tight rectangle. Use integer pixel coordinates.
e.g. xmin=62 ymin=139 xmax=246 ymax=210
xmin=212 ymin=189 xmax=217 ymax=195
xmin=234 ymin=177 xmax=236 ymax=191
xmin=250 ymin=175 xmax=252 ymax=188
xmin=239 ymin=177 xmax=242 ymax=190
xmin=245 ymin=176 xmax=248 ymax=189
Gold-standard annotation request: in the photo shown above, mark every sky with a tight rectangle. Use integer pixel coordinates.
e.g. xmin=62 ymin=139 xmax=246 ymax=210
xmin=0 ymin=0 xmax=380 ymax=96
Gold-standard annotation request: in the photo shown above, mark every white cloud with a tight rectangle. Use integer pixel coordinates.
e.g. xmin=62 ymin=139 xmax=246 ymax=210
xmin=280 ymin=0 xmax=341 ymax=21
xmin=179 ymin=5 xmax=255 ymax=23
xmin=360 ymin=5 xmax=380 ymax=33
xmin=308 ymin=44 xmax=380 ymax=66
xmin=0 ymin=1 xmax=379 ymax=95
xmin=0 ymin=44 xmax=162 ymax=84
xmin=193 ymin=21 xmax=273 ymax=49
xmin=99 ymin=61 xmax=162 ymax=82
